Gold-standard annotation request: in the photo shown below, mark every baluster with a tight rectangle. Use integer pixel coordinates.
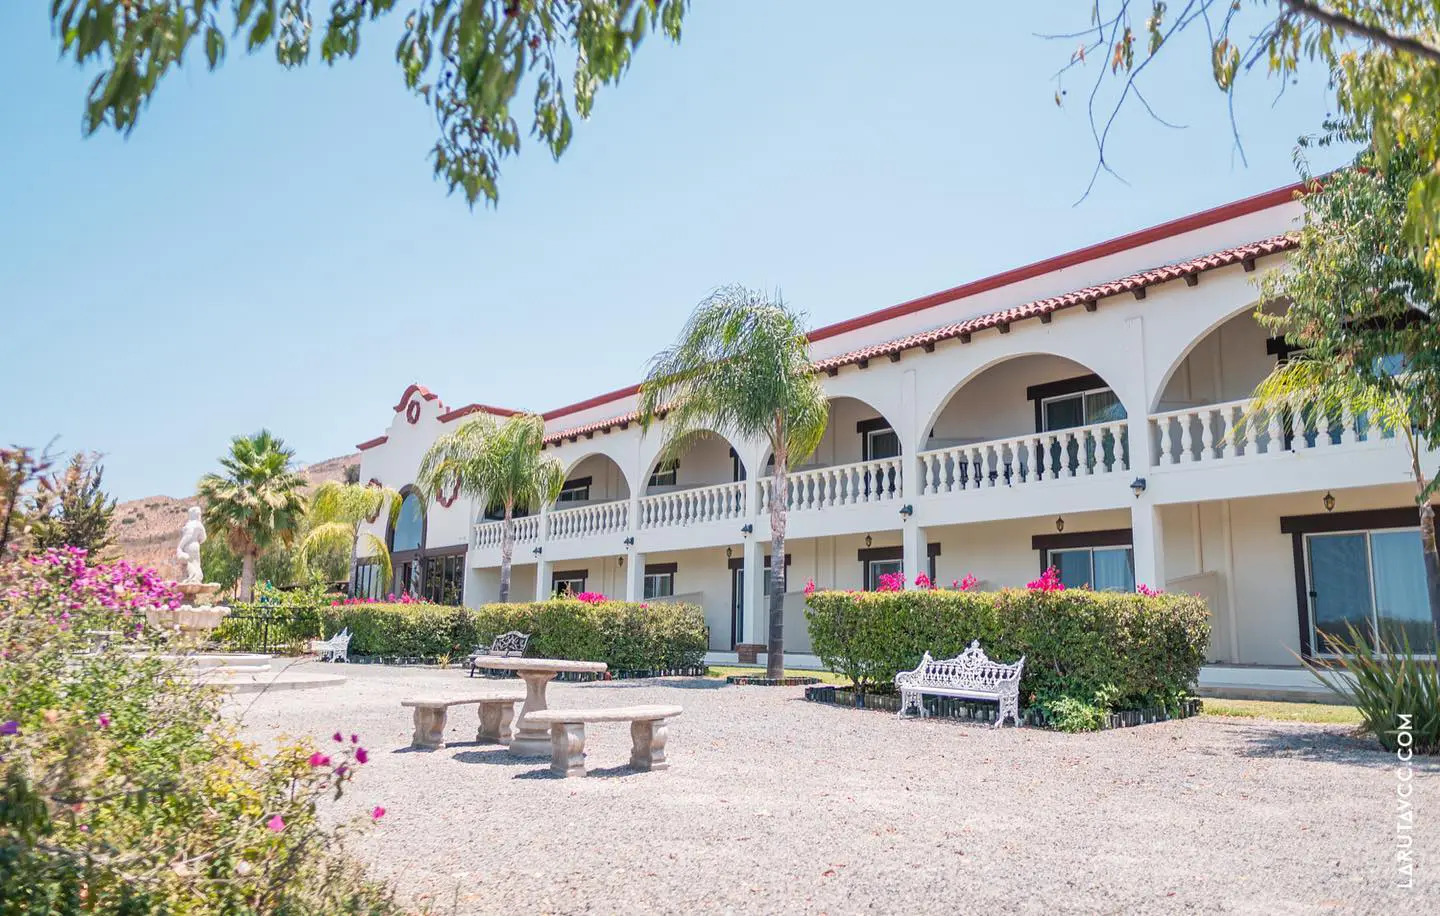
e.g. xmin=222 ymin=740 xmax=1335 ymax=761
xmin=1043 ymin=434 xmax=1057 ymax=480
xmin=1266 ymin=404 xmax=1284 ymax=456
xmin=1153 ymin=417 xmax=1169 ymax=466
xmin=1201 ymin=409 xmax=1217 ymax=461
xmin=1077 ymin=428 xmax=1092 ymax=476
xmin=961 ymin=448 xmax=976 ymax=490
xmin=1225 ymin=405 xmax=1243 ymax=459
xmin=1174 ymin=413 xmax=1192 ymax=464
xmin=1340 ymin=404 xmax=1358 ymax=446
xmin=1290 ymin=395 xmax=1307 ymax=451
xmin=891 ymin=459 xmax=902 ymax=499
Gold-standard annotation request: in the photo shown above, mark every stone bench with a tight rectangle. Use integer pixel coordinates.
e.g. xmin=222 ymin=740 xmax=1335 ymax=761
xmin=522 ymin=705 xmax=683 ymax=777
xmin=400 ymin=695 xmax=523 ymax=749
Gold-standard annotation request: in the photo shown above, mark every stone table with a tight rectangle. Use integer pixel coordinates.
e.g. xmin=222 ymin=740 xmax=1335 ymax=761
xmin=467 ymin=656 xmax=609 ymax=757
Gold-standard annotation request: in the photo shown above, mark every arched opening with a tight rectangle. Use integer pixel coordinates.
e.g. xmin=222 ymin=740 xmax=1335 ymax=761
xmin=643 ymin=432 xmax=744 ymax=495
xmin=362 ymin=486 xmax=464 ymax=604
xmin=557 ymin=453 xmax=632 ymax=505
xmin=755 ymin=396 xmax=903 ymax=510
xmin=1153 ymin=301 xmax=1285 ymax=413
xmin=919 ymin=354 xmax=1128 ymax=492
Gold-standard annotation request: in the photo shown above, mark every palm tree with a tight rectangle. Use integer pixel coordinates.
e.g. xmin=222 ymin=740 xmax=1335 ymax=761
xmin=197 ymin=431 xmax=308 ymax=602
xmin=417 ymin=413 xmax=564 ymax=603
xmin=1244 ymin=357 xmax=1440 ymax=635
xmin=638 ymin=286 xmax=829 ymax=678
xmin=300 ymin=480 xmax=403 ymax=596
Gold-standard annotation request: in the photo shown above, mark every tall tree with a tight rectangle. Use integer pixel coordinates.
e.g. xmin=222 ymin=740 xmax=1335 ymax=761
xmin=417 ymin=413 xmax=563 ymax=603
xmin=27 ymin=453 xmax=117 ymax=556
xmin=638 ymin=286 xmax=829 ymax=678
xmin=300 ymin=481 xmax=403 ymax=596
xmin=1249 ymin=138 xmax=1440 ymax=637
xmin=46 ymin=1 xmax=688 ymax=207
xmin=1051 ymin=2 xmax=1440 ymax=278
xmin=197 ymin=431 xmax=308 ymax=601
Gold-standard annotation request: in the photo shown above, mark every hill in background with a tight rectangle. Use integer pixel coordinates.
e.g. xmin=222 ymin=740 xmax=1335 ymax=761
xmin=113 ymin=454 xmax=359 ymax=573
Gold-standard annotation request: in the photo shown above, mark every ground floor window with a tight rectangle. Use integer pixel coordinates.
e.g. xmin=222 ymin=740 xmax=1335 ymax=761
xmin=857 ymin=544 xmax=939 ymax=590
xmin=421 ymin=554 xmax=465 ymax=606
xmin=1305 ymin=528 xmax=1434 ymax=654
xmin=864 ymin=558 xmax=904 ymax=590
xmin=643 ymin=563 xmax=676 ymax=600
xmin=351 ymin=558 xmax=383 ymax=600
xmin=1049 ymin=546 xmax=1135 ymax=592
xmin=553 ymin=570 xmax=588 ymax=597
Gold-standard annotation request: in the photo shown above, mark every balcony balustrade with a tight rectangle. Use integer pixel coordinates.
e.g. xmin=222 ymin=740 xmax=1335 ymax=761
xmin=547 ymin=501 xmax=630 ymax=540
xmin=638 ymin=481 xmax=746 ymax=529
xmin=1150 ymin=397 xmax=1392 ymax=466
xmin=917 ymin=421 xmax=1128 ymax=496
xmin=472 ymin=513 xmax=541 ymax=549
xmin=759 ymin=457 xmax=904 ymax=512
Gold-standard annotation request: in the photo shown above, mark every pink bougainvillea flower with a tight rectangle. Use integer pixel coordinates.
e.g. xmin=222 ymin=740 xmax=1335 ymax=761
xmin=308 ymin=752 xmax=331 ymax=768
xmin=332 ymin=731 xmax=344 ymax=743
xmin=573 ymin=592 xmax=607 ymax=605
xmin=371 ymin=806 xmax=386 ymax=820
xmin=803 ymin=578 xmax=816 ymax=597
xmin=913 ymin=573 xmax=934 ymax=590
xmin=350 ymin=733 xmax=359 ymax=744
xmin=875 ymin=572 xmax=905 ymax=592
xmin=97 ymin=714 xmax=111 ymax=729
xmin=1136 ymin=583 xmax=1164 ymax=597
xmin=959 ymin=573 xmax=978 ymax=592
xmin=355 ymin=747 xmax=369 ymax=764
xmin=266 ymin=815 xmax=285 ymax=833
xmin=1026 ymin=567 xmax=1065 ymax=592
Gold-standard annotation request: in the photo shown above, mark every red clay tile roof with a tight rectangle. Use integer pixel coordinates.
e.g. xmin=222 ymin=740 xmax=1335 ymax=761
xmin=356 ymin=435 xmax=389 ymax=451
xmin=537 ymin=233 xmax=1297 ymax=446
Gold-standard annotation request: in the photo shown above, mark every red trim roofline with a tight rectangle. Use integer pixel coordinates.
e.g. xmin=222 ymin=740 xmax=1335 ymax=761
xmin=542 ymin=383 xmax=643 ymax=422
xmin=438 ymin=403 xmax=523 ymax=423
xmin=393 ymin=383 xmax=441 ymax=413
xmin=357 ymin=435 xmax=388 ymax=451
xmin=807 ymin=180 xmax=1305 ymax=343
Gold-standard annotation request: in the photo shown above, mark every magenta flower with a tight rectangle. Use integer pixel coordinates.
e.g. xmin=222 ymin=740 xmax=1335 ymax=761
xmin=97 ymin=714 xmax=111 ymax=729
xmin=266 ymin=815 xmax=285 ymax=832
xmin=959 ymin=573 xmax=978 ymax=592
xmin=875 ymin=572 xmax=905 ymax=592
xmin=355 ymin=747 xmax=369 ymax=764
xmin=350 ymin=733 xmax=359 ymax=744
xmin=332 ymin=731 xmax=344 ymax=743
xmin=803 ymin=578 xmax=816 ymax=597
xmin=1026 ymin=567 xmax=1065 ymax=592
xmin=371 ymin=806 xmax=386 ymax=820
xmin=308 ymin=752 xmax=331 ymax=768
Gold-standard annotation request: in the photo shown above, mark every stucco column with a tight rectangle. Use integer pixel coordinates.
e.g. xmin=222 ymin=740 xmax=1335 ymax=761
xmin=902 ymin=522 xmax=929 ymax=587
xmin=624 ymin=551 xmax=647 ymax=602
xmin=740 ymin=533 xmax=766 ymax=646
xmin=1122 ymin=315 xmax=1158 ymax=474
xmin=1131 ymin=503 xmax=1167 ymax=592
xmin=534 ymin=555 xmax=552 ymax=601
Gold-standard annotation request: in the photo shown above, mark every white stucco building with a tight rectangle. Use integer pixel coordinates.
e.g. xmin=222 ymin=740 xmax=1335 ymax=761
xmin=353 ymin=183 xmax=1437 ymax=696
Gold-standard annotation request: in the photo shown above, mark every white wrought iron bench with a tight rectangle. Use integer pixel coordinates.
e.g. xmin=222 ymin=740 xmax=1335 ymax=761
xmin=310 ymin=627 xmax=351 ymax=663
xmin=895 ymin=641 xmax=1025 ymax=727
xmin=468 ymin=630 xmax=530 ymax=677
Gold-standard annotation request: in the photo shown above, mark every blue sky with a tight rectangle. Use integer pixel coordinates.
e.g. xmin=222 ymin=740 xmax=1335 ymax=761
xmin=2 ymin=2 xmax=1348 ymax=501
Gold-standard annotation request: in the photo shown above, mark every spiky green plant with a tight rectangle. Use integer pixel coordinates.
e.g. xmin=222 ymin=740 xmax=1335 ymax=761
xmin=1305 ymin=626 xmax=1440 ymax=754
xmin=416 ymin=413 xmax=564 ymax=603
xmin=196 ymin=431 xmax=307 ymax=602
xmin=300 ymin=481 xmax=403 ymax=596
xmin=638 ymin=285 xmax=829 ymax=678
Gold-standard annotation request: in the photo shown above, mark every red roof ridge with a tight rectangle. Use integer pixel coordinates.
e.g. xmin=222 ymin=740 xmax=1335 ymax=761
xmin=438 ymin=402 xmax=524 ymax=423
xmin=537 ymin=232 xmax=1297 ymax=446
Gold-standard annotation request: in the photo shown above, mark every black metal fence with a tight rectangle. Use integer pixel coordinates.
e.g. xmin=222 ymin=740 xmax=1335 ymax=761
xmin=214 ymin=605 xmax=327 ymax=654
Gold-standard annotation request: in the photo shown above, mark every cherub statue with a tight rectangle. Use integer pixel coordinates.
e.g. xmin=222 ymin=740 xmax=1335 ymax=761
xmin=176 ymin=506 xmax=207 ymax=585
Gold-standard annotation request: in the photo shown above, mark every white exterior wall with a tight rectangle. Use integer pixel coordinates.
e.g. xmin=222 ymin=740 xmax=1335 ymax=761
xmin=351 ymin=191 xmax=1438 ymax=670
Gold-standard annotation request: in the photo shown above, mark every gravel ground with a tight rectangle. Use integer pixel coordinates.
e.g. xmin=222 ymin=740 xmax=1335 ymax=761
xmin=229 ymin=663 xmax=1437 ymax=915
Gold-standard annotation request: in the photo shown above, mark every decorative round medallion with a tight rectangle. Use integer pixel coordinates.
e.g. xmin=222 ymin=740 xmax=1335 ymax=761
xmin=405 ymin=400 xmax=422 ymax=424
xmin=365 ymin=478 xmax=384 ymax=523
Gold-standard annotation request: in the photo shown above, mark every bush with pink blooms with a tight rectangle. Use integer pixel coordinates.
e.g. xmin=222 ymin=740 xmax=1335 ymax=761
xmin=0 ymin=552 xmax=397 ymax=913
xmin=805 ymin=582 xmax=1209 ymax=729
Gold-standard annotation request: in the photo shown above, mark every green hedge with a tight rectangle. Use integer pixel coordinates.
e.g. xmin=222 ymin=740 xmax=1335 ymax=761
xmin=216 ymin=599 xmax=709 ymax=671
xmin=805 ymin=588 xmax=1210 ymax=728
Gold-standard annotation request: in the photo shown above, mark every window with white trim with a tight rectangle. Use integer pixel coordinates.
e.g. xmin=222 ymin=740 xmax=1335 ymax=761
xmin=1049 ymin=546 xmax=1135 ymax=592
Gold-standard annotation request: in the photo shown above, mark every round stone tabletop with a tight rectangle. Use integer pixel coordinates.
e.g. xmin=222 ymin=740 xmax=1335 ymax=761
xmin=468 ymin=656 xmax=608 ymax=673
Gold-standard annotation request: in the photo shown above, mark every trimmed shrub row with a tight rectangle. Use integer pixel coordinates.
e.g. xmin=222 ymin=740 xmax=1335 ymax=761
xmin=217 ymin=599 xmax=709 ymax=672
xmin=804 ymin=588 xmax=1210 ymax=729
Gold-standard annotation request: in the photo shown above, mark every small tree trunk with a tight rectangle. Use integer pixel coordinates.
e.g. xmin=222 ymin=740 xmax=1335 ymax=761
xmin=499 ymin=503 xmax=514 ymax=604
xmin=1408 ymin=439 xmax=1440 ymax=637
xmin=345 ymin=523 xmax=360 ymax=596
xmin=766 ymin=445 xmax=788 ymax=679
xmin=239 ymin=551 xmax=257 ymax=603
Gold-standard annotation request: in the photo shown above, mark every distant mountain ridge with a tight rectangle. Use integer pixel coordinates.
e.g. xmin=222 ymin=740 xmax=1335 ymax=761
xmin=113 ymin=454 xmax=359 ymax=573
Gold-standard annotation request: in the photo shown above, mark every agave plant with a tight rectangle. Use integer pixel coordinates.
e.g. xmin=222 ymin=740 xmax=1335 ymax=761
xmin=299 ymin=480 xmax=403 ymax=595
xmin=1305 ymin=625 xmax=1440 ymax=754
xmin=417 ymin=413 xmax=563 ymax=603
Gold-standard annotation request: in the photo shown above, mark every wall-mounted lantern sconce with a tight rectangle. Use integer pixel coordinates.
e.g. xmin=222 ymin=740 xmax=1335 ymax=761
xmin=617 ymin=556 xmax=625 ymax=567
xmin=622 ymin=536 xmax=635 ymax=548
xmin=899 ymin=504 xmax=914 ymax=520
xmin=1323 ymin=491 xmax=1336 ymax=512
xmin=1130 ymin=477 xmax=1147 ymax=498
xmin=1055 ymin=516 xmax=1065 ymax=534
xmin=532 ymin=546 xmax=543 ymax=557
xmin=725 ymin=546 xmax=733 ymax=559
xmin=741 ymin=523 xmax=754 ymax=537
xmin=865 ymin=534 xmax=872 ymax=548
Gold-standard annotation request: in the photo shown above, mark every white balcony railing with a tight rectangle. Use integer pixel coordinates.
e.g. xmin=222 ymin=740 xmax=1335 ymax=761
xmin=1150 ymin=397 xmax=1394 ymax=466
xmin=759 ymin=457 xmax=904 ymax=512
xmin=547 ymin=500 xmax=629 ymax=541
xmin=638 ymin=482 xmax=745 ymax=529
xmin=917 ymin=421 xmax=1129 ymax=495
xmin=472 ymin=513 xmax=542 ymax=549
